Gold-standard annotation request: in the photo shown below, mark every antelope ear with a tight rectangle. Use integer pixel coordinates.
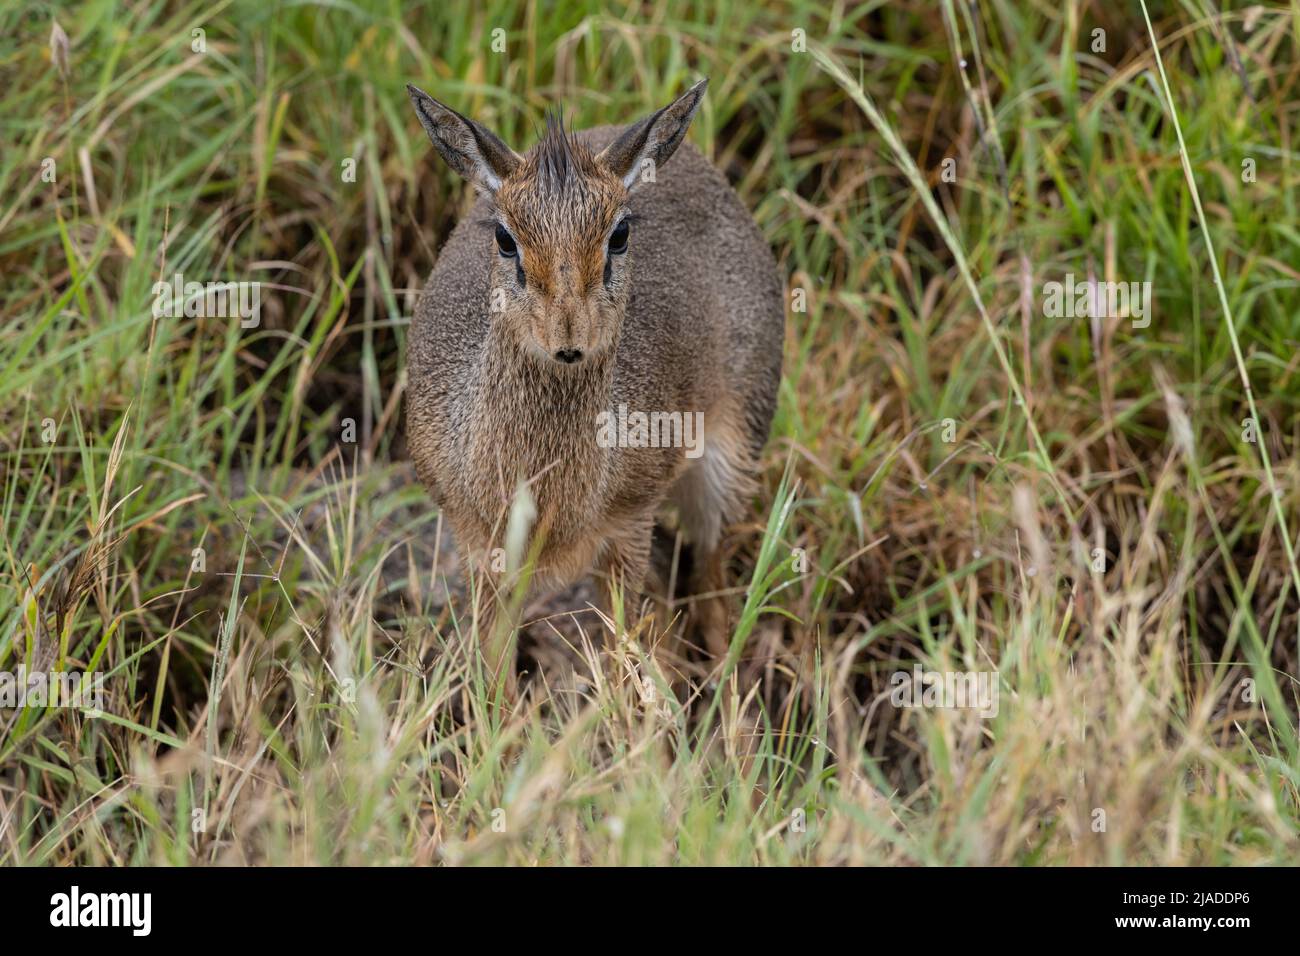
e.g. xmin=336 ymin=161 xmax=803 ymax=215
xmin=406 ymin=84 xmax=520 ymax=194
xmin=596 ymin=78 xmax=708 ymax=191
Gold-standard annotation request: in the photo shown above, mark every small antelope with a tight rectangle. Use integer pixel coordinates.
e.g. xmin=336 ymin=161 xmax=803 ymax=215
xmin=405 ymin=79 xmax=783 ymax=693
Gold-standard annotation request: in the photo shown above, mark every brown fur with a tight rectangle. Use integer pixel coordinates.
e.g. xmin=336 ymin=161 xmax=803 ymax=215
xmin=405 ymin=80 xmax=784 ymax=694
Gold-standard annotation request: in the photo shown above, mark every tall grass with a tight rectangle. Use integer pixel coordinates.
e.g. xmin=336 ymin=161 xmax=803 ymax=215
xmin=1 ymin=0 xmax=1297 ymax=864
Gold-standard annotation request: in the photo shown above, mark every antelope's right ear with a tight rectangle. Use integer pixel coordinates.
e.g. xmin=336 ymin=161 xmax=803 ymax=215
xmin=406 ymin=85 xmax=520 ymax=194
xmin=596 ymin=78 xmax=708 ymax=191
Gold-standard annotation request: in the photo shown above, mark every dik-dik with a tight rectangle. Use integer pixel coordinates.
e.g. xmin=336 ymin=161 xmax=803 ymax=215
xmin=405 ymin=79 xmax=783 ymax=693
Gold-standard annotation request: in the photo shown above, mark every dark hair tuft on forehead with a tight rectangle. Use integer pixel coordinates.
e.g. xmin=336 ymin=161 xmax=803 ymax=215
xmin=535 ymin=109 xmax=594 ymax=193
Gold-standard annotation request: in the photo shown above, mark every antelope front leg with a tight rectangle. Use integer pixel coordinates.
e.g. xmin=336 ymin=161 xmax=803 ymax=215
xmin=596 ymin=515 xmax=688 ymax=691
xmin=595 ymin=516 xmax=654 ymax=638
xmin=471 ymin=560 xmax=520 ymax=704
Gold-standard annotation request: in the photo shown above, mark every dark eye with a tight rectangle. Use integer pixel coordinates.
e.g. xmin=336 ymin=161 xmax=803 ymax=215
xmin=495 ymin=223 xmax=517 ymax=258
xmin=608 ymin=219 xmax=629 ymax=255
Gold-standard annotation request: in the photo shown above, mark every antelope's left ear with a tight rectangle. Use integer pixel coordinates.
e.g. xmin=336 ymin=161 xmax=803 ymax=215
xmin=407 ymin=84 xmax=521 ymax=195
xmin=596 ymin=78 xmax=708 ymax=191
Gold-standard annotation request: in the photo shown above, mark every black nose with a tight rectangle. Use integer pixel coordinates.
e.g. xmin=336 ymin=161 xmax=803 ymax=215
xmin=555 ymin=348 xmax=583 ymax=364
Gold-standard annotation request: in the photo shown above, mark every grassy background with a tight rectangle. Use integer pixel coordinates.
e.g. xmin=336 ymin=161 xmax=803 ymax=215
xmin=2 ymin=0 xmax=1299 ymax=864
